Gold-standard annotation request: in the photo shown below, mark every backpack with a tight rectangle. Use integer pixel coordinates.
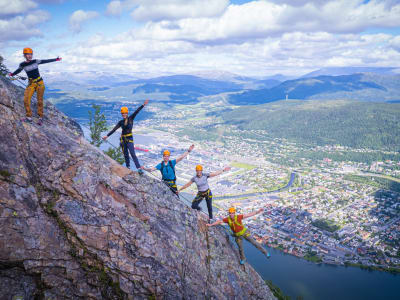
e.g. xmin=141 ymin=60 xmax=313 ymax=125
xmin=160 ymin=160 xmax=176 ymax=181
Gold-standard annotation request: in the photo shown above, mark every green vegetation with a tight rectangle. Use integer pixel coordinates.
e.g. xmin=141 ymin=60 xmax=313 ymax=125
xmin=104 ymin=147 xmax=125 ymax=165
xmin=312 ymin=218 xmax=341 ymax=232
xmin=221 ymin=100 xmax=400 ymax=151
xmin=344 ymin=175 xmax=400 ymax=193
xmin=0 ymin=169 xmax=11 ymax=178
xmin=265 ymin=280 xmax=290 ymax=300
xmin=88 ymin=104 xmax=107 ymax=148
xmin=293 ymin=149 xmax=400 ymax=164
xmin=0 ymin=55 xmax=9 ymax=76
xmin=304 ymin=252 xmax=323 ymax=263
xmin=88 ymin=105 xmax=124 ymax=165
xmin=231 ymin=161 xmax=257 ymax=170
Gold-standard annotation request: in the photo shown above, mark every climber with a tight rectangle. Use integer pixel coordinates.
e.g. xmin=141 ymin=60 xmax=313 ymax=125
xmin=141 ymin=144 xmax=194 ymax=194
xmin=9 ymin=48 xmax=62 ymax=125
xmin=178 ymin=165 xmax=230 ymax=221
xmin=102 ymin=100 xmax=149 ymax=174
xmin=207 ymin=207 xmax=270 ymax=265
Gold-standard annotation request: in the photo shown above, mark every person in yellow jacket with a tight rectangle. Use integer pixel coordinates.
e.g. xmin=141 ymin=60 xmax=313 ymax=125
xmin=9 ymin=47 xmax=62 ymax=125
xmin=207 ymin=207 xmax=270 ymax=265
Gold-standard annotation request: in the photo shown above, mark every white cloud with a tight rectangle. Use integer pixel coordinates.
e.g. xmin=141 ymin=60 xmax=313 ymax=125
xmin=35 ymin=0 xmax=66 ymax=3
xmin=106 ymin=0 xmax=229 ymax=20
xmin=0 ymin=0 xmax=37 ymax=16
xmin=8 ymin=0 xmax=398 ymax=77
xmin=57 ymin=29 xmax=400 ymax=78
xmin=123 ymin=0 xmax=400 ymax=45
xmin=0 ymin=10 xmax=49 ymax=42
xmin=106 ymin=0 xmax=123 ymax=16
xmin=389 ymin=35 xmax=400 ymax=51
xmin=69 ymin=10 xmax=99 ymax=33
xmin=131 ymin=0 xmax=229 ymax=21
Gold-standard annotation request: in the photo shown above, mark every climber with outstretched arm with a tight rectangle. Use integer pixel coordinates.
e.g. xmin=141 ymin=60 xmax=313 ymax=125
xmin=9 ymin=48 xmax=62 ymax=125
xmin=102 ymin=99 xmax=149 ymax=174
xmin=207 ymin=207 xmax=270 ymax=265
xmin=141 ymin=144 xmax=194 ymax=194
xmin=178 ymin=165 xmax=230 ymax=221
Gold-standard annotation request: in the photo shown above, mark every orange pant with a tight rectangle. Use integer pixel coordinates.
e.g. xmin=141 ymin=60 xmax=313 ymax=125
xmin=24 ymin=80 xmax=45 ymax=117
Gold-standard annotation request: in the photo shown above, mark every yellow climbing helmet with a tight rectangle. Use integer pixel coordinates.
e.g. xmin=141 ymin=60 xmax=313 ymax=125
xmin=163 ymin=150 xmax=170 ymax=156
xmin=228 ymin=207 xmax=236 ymax=214
xmin=195 ymin=165 xmax=203 ymax=171
xmin=120 ymin=107 xmax=129 ymax=114
xmin=23 ymin=48 xmax=33 ymax=54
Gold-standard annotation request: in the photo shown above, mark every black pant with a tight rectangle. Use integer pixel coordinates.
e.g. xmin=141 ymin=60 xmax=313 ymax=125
xmin=191 ymin=189 xmax=213 ymax=219
xmin=121 ymin=140 xmax=140 ymax=169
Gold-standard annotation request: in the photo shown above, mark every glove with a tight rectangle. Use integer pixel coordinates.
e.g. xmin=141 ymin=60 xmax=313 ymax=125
xmin=56 ymin=57 xmax=62 ymax=61
xmin=8 ymin=73 xmax=14 ymax=77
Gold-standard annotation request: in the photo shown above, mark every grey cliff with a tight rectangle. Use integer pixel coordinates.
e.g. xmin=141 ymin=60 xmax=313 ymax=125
xmin=0 ymin=76 xmax=275 ymax=300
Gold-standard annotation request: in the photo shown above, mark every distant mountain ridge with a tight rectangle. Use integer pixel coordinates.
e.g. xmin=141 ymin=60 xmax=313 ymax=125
xmin=301 ymin=67 xmax=399 ymax=78
xmin=46 ymin=69 xmax=400 ymax=106
xmin=228 ymin=73 xmax=400 ymax=105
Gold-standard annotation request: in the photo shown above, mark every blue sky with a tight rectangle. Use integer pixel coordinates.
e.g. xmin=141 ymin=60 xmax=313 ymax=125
xmin=1 ymin=0 xmax=400 ymax=78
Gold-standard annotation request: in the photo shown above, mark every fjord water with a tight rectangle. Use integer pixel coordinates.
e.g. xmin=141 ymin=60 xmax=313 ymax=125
xmin=243 ymin=241 xmax=400 ymax=300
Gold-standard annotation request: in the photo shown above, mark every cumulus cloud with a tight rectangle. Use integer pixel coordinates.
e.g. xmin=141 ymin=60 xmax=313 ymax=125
xmin=106 ymin=1 xmax=123 ymax=16
xmin=0 ymin=0 xmax=37 ymax=16
xmin=35 ymin=0 xmax=66 ymax=3
xmin=268 ymin=0 xmax=332 ymax=7
xmin=131 ymin=0 xmax=229 ymax=21
xmin=106 ymin=0 xmax=229 ymax=20
xmin=124 ymin=0 xmax=400 ymax=45
xmin=58 ymin=28 xmax=400 ymax=78
xmin=69 ymin=10 xmax=99 ymax=33
xmin=0 ymin=10 xmax=49 ymax=41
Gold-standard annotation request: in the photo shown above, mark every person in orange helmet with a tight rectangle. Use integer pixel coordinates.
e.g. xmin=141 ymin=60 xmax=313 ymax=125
xmin=141 ymin=145 xmax=194 ymax=194
xmin=207 ymin=207 xmax=270 ymax=265
xmin=9 ymin=47 xmax=62 ymax=125
xmin=102 ymin=100 xmax=149 ymax=174
xmin=178 ymin=165 xmax=230 ymax=221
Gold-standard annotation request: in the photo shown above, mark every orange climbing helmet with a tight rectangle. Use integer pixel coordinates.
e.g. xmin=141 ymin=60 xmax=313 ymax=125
xmin=23 ymin=48 xmax=33 ymax=54
xmin=228 ymin=207 xmax=236 ymax=214
xmin=120 ymin=107 xmax=128 ymax=114
xmin=195 ymin=165 xmax=203 ymax=171
xmin=163 ymin=150 xmax=170 ymax=156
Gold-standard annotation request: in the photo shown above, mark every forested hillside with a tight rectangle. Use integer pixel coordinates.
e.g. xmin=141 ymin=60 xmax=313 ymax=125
xmin=221 ymin=100 xmax=400 ymax=151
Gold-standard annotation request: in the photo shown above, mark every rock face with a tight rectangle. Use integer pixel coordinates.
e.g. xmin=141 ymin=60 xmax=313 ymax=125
xmin=0 ymin=77 xmax=275 ymax=300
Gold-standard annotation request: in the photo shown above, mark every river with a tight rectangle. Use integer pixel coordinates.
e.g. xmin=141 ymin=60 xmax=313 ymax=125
xmin=241 ymin=240 xmax=400 ymax=300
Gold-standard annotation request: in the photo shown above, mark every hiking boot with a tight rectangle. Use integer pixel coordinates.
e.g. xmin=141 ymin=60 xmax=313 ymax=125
xmin=22 ymin=117 xmax=32 ymax=123
xmin=240 ymin=259 xmax=246 ymax=265
xmin=138 ymin=169 xmax=144 ymax=175
xmin=267 ymin=252 xmax=271 ymax=259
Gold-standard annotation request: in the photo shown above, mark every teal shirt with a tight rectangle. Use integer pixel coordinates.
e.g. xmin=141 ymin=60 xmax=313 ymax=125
xmin=156 ymin=159 xmax=177 ymax=181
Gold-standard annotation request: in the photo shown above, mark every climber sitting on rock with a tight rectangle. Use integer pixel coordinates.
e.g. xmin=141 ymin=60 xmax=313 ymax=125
xmin=102 ymin=99 xmax=149 ymax=174
xmin=9 ymin=47 xmax=62 ymax=125
xmin=207 ymin=207 xmax=270 ymax=265
xmin=141 ymin=144 xmax=194 ymax=194
xmin=178 ymin=165 xmax=230 ymax=221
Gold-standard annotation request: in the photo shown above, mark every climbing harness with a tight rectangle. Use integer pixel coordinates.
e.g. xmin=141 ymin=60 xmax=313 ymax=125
xmin=227 ymin=215 xmax=248 ymax=237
